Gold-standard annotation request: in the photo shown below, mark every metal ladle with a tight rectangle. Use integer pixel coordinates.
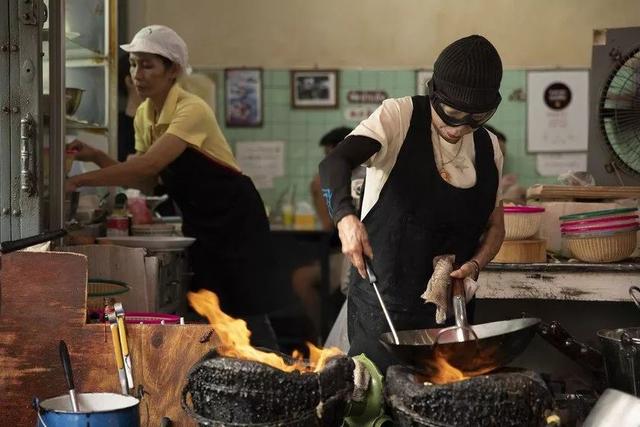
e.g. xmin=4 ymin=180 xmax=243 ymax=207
xmin=365 ymin=260 xmax=400 ymax=344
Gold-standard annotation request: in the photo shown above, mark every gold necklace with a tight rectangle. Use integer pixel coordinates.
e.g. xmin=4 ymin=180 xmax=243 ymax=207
xmin=437 ymin=136 xmax=463 ymax=181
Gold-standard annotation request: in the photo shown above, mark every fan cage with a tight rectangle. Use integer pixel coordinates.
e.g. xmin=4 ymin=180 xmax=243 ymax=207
xmin=598 ymin=46 xmax=640 ymax=177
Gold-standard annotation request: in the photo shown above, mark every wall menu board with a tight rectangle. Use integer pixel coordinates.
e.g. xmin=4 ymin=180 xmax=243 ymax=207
xmin=526 ymin=70 xmax=589 ymax=153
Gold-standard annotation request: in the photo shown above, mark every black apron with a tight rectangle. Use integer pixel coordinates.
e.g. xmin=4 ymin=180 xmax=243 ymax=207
xmin=347 ymin=96 xmax=498 ymax=373
xmin=160 ymin=147 xmax=284 ymax=317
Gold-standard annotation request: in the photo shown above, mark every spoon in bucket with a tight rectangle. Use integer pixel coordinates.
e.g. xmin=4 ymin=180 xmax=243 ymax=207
xmin=59 ymin=340 xmax=79 ymax=412
xmin=365 ymin=259 xmax=400 ymax=344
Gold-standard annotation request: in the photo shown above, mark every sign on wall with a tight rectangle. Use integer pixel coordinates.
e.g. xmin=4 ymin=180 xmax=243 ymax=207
xmin=235 ymin=141 xmax=285 ymax=189
xmin=526 ymin=70 xmax=589 ymax=152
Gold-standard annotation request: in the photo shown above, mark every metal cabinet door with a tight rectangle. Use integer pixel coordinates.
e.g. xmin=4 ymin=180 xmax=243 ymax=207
xmin=0 ymin=0 xmax=46 ymax=241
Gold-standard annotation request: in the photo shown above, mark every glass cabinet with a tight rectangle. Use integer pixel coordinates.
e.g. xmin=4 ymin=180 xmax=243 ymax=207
xmin=0 ymin=0 xmax=118 ymax=242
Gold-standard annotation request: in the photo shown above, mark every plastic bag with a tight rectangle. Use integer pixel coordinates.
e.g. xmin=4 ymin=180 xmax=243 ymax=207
xmin=127 ymin=197 xmax=153 ymax=225
xmin=557 ymin=170 xmax=596 ymax=187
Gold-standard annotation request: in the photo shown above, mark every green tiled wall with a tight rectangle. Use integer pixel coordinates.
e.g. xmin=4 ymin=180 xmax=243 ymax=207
xmin=211 ymin=69 xmax=555 ymax=210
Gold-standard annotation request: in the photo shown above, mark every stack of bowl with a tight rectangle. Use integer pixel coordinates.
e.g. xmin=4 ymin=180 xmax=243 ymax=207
xmin=560 ymin=207 xmax=639 ymax=263
xmin=493 ymin=205 xmax=547 ymax=263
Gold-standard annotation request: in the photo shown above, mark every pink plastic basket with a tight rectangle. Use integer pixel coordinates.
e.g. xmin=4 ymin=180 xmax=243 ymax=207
xmin=561 ymin=221 xmax=639 ymax=234
xmin=561 ymin=214 xmax=639 ymax=228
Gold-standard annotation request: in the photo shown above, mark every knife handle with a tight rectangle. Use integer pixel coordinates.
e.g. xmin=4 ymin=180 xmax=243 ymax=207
xmin=110 ymin=324 xmax=124 ymax=370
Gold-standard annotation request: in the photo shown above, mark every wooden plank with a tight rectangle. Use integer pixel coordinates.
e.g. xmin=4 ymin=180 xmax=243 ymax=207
xmin=60 ymin=244 xmax=152 ymax=312
xmin=0 ymin=251 xmax=213 ymax=426
xmin=477 ymin=269 xmax=638 ymax=301
xmin=526 ymin=184 xmax=640 ymax=200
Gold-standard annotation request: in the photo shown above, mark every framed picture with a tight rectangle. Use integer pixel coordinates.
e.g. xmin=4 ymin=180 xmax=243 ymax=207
xmin=416 ymin=69 xmax=433 ymax=96
xmin=291 ymin=70 xmax=339 ymax=108
xmin=225 ymin=68 xmax=263 ymax=127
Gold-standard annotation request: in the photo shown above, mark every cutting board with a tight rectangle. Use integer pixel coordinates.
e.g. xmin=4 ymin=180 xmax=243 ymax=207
xmin=492 ymin=239 xmax=547 ymax=264
xmin=526 ymin=184 xmax=640 ymax=201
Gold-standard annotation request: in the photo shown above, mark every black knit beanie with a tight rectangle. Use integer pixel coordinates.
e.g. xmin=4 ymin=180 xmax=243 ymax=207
xmin=431 ymin=35 xmax=503 ymax=113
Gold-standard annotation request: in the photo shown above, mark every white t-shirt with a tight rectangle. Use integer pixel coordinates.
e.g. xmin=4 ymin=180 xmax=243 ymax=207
xmin=349 ymin=96 xmax=504 ymax=219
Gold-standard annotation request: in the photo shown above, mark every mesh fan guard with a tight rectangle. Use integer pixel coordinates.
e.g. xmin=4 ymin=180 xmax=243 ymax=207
xmin=598 ymin=46 xmax=640 ymax=177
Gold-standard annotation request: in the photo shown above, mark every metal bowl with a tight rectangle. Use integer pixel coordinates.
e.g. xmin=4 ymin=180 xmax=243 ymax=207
xmin=65 ymin=87 xmax=84 ymax=116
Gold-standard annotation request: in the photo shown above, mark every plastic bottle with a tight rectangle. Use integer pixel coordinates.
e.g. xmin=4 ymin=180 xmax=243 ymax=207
xmin=294 ymin=201 xmax=315 ymax=230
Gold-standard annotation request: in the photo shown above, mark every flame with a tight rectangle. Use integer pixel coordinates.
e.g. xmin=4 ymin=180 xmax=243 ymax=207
xmin=188 ymin=289 xmax=343 ymax=373
xmin=422 ymin=348 xmax=499 ymax=385
xmin=424 ymin=353 xmax=470 ymax=384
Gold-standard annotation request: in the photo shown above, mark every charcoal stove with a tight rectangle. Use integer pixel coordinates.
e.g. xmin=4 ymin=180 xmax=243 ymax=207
xmin=385 ymin=365 xmax=554 ymax=426
xmin=182 ymin=350 xmax=356 ymax=426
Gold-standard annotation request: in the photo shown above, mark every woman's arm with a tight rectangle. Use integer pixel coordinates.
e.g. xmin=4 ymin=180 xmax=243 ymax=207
xmin=310 ymin=175 xmax=333 ymax=231
xmin=319 ymin=135 xmax=381 ymax=278
xmin=66 ymin=133 xmax=188 ymax=192
xmin=450 ymin=203 xmax=505 ymax=279
xmin=67 ymin=139 xmax=118 ymax=168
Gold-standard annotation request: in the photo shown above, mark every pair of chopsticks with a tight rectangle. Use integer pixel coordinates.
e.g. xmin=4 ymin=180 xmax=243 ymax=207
xmin=108 ymin=302 xmax=134 ymax=395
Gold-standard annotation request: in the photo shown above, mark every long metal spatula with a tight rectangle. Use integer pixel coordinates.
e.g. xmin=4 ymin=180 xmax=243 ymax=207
xmin=365 ymin=260 xmax=400 ymax=344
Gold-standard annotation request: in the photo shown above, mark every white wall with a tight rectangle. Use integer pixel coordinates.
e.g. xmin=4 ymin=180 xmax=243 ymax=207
xmin=127 ymin=0 xmax=640 ymax=69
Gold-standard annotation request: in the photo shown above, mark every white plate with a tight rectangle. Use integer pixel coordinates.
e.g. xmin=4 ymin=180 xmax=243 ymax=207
xmin=97 ymin=236 xmax=195 ymax=251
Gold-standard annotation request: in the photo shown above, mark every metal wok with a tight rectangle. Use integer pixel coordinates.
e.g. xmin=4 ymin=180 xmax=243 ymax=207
xmin=379 ymin=277 xmax=540 ymax=377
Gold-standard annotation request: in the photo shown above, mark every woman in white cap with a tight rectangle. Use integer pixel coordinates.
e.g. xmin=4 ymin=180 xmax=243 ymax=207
xmin=66 ymin=25 xmax=284 ymax=349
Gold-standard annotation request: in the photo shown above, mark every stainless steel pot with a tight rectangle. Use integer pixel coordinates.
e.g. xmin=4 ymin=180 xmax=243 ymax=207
xmin=598 ymin=327 xmax=640 ymax=396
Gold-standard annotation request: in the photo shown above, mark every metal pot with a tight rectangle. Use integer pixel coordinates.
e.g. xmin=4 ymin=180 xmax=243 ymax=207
xmin=598 ymin=327 xmax=640 ymax=396
xmin=34 ymin=393 xmax=140 ymax=427
xmin=65 ymin=87 xmax=84 ymax=116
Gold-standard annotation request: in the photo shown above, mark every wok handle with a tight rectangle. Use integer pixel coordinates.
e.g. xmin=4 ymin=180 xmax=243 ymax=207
xmin=451 ymin=277 xmax=470 ymax=341
xmin=537 ymin=320 xmax=604 ymax=377
xmin=452 ymin=277 xmax=465 ymax=300
xmin=629 ymin=286 xmax=640 ymax=312
xmin=0 ymin=229 xmax=67 ymax=254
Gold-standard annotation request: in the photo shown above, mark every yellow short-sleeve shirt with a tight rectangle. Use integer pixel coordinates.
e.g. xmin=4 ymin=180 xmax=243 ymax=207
xmin=134 ymin=83 xmax=240 ymax=171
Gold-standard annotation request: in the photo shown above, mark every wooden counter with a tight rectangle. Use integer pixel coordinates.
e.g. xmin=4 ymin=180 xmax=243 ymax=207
xmin=477 ymin=261 xmax=640 ymax=302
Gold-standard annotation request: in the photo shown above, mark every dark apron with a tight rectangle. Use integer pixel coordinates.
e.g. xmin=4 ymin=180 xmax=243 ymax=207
xmin=347 ymin=95 xmax=498 ymax=373
xmin=160 ymin=147 xmax=284 ymax=317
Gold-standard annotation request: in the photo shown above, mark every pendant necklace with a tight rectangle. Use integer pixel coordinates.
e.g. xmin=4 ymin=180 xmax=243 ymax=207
xmin=437 ymin=136 xmax=463 ymax=182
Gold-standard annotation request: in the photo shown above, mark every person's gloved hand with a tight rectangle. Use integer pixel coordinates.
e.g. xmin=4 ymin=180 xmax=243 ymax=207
xmin=337 ymin=214 xmax=373 ymax=279
xmin=422 ymin=255 xmax=479 ymax=324
xmin=450 ymin=260 xmax=480 ymax=302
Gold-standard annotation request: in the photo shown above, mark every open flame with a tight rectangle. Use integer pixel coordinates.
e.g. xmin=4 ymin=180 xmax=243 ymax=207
xmin=422 ymin=349 xmax=499 ymax=385
xmin=424 ymin=353 xmax=470 ymax=384
xmin=188 ymin=289 xmax=343 ymax=373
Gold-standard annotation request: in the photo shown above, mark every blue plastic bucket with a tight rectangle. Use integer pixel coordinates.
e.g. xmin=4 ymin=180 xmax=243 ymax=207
xmin=35 ymin=392 xmax=140 ymax=427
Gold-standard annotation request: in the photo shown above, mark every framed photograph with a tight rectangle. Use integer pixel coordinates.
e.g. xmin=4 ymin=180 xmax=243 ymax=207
xmin=291 ymin=70 xmax=339 ymax=108
xmin=225 ymin=68 xmax=263 ymax=127
xmin=416 ymin=69 xmax=433 ymax=96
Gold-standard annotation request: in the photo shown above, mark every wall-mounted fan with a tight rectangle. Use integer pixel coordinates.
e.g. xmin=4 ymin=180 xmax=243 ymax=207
xmin=588 ymin=27 xmax=640 ymax=185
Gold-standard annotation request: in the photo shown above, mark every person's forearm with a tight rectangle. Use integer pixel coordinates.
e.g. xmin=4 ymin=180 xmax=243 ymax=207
xmin=93 ymin=150 xmax=119 ymax=168
xmin=471 ymin=211 xmax=505 ymax=268
xmin=72 ymin=156 xmax=156 ymax=189
xmin=318 ymin=135 xmax=381 ymax=224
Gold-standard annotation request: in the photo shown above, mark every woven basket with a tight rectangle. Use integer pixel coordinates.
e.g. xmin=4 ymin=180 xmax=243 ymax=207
xmin=565 ymin=229 xmax=637 ymax=263
xmin=504 ymin=211 xmax=543 ymax=240
xmin=86 ymin=279 xmax=129 ymax=314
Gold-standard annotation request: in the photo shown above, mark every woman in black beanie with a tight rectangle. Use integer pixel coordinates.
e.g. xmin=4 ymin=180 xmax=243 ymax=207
xmin=319 ymin=35 xmax=506 ymax=372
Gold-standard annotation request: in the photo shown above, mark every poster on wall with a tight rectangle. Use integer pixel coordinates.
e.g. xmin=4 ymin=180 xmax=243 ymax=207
xmin=235 ymin=141 xmax=285 ymax=189
xmin=225 ymin=68 xmax=263 ymax=127
xmin=291 ymin=70 xmax=339 ymax=108
xmin=526 ymin=70 xmax=589 ymax=152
